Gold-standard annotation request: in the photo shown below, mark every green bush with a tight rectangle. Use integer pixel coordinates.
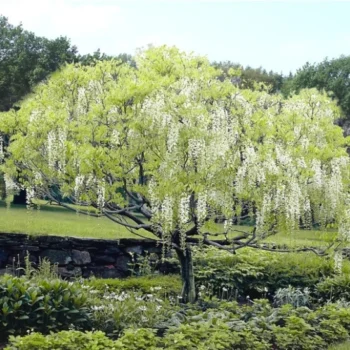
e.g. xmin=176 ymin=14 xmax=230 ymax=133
xmin=5 ymin=331 xmax=117 ymax=350
xmin=161 ymin=321 xmax=270 ymax=350
xmin=84 ymin=275 xmax=181 ymax=298
xmin=0 ymin=275 xmax=89 ymax=340
xmin=6 ymin=301 xmax=350 ymax=350
xmin=193 ymin=247 xmax=335 ymax=300
xmin=88 ymin=290 xmax=178 ymax=337
xmin=115 ymin=328 xmax=160 ymax=350
xmin=315 ymin=274 xmax=350 ymax=303
xmin=328 ymin=342 xmax=350 ymax=350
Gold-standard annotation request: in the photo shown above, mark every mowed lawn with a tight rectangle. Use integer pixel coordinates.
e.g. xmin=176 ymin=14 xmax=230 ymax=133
xmin=0 ymin=200 xmax=156 ymax=239
xmin=0 ymin=200 xmax=338 ymax=245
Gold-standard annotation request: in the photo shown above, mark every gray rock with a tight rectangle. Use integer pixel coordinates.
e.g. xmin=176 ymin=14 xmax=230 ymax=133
xmin=125 ymin=245 xmax=143 ymax=255
xmin=40 ymin=250 xmax=72 ymax=265
xmin=104 ymin=246 xmax=122 ymax=255
xmin=94 ymin=255 xmax=115 ymax=264
xmin=71 ymin=250 xmax=91 ymax=265
xmin=58 ymin=266 xmax=82 ymax=278
xmin=87 ymin=266 xmax=124 ymax=279
xmin=0 ymin=249 xmax=9 ymax=267
xmin=116 ymin=255 xmax=131 ymax=272
xmin=145 ymin=246 xmax=162 ymax=254
xmin=11 ymin=245 xmax=40 ymax=252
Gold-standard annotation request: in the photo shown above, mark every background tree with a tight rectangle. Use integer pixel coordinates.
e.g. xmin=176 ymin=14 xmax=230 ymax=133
xmin=1 ymin=46 xmax=349 ymax=303
xmin=213 ymin=61 xmax=284 ymax=93
xmin=0 ymin=16 xmax=78 ymax=112
xmin=78 ymin=49 xmax=135 ymax=67
xmin=286 ymin=56 xmax=350 ymax=124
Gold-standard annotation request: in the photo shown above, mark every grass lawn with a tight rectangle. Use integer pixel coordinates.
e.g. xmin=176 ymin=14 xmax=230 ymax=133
xmin=328 ymin=343 xmax=350 ymax=350
xmin=0 ymin=200 xmax=339 ymax=245
xmin=0 ymin=200 xmax=156 ymax=239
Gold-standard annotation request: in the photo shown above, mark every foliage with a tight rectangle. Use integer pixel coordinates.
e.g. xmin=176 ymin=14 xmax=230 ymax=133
xmin=2 ymin=46 xmax=348 ymax=241
xmin=0 ymin=275 xmax=89 ymax=340
xmin=87 ymin=289 xmax=178 ymax=337
xmin=315 ymin=274 xmax=350 ymax=302
xmin=161 ymin=321 xmax=270 ymax=350
xmin=84 ymin=275 xmax=181 ymax=297
xmin=6 ymin=295 xmax=350 ymax=349
xmin=274 ymin=285 xmax=311 ymax=308
xmin=115 ymin=328 xmax=160 ymax=350
xmin=5 ymin=331 xmax=117 ymax=350
xmin=193 ymin=247 xmax=336 ymax=300
xmin=286 ymin=55 xmax=350 ymax=119
xmin=2 ymin=45 xmax=350 ymax=303
xmin=0 ymin=16 xmax=77 ymax=112
xmin=328 ymin=342 xmax=350 ymax=350
xmin=213 ymin=61 xmax=284 ymax=93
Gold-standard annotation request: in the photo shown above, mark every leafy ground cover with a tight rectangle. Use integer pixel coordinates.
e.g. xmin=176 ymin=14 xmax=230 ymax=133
xmin=0 ymin=246 xmax=349 ymax=349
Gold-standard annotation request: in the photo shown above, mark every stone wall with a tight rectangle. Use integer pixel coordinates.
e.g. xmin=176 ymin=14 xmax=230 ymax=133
xmin=0 ymin=233 xmax=176 ymax=279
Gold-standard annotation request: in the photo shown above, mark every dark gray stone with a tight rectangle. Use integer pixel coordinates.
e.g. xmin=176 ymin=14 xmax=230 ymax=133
xmin=0 ymin=249 xmax=9 ymax=266
xmin=71 ymin=250 xmax=91 ymax=265
xmin=11 ymin=245 xmax=40 ymax=252
xmin=145 ymin=246 xmax=162 ymax=254
xmin=58 ymin=266 xmax=82 ymax=278
xmin=88 ymin=266 xmax=124 ymax=278
xmin=104 ymin=246 xmax=122 ymax=255
xmin=126 ymin=245 xmax=143 ymax=255
xmin=40 ymin=250 xmax=72 ymax=265
xmin=95 ymin=255 xmax=115 ymax=264
xmin=50 ymin=242 xmax=73 ymax=249
xmin=116 ymin=255 xmax=131 ymax=272
xmin=7 ymin=252 xmax=38 ymax=265
xmin=38 ymin=236 xmax=66 ymax=244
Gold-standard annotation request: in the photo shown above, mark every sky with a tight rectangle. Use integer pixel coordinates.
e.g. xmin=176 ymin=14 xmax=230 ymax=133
xmin=1 ymin=0 xmax=350 ymax=75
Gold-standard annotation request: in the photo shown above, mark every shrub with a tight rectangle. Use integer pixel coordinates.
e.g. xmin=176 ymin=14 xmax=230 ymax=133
xmin=0 ymin=275 xmax=89 ymax=340
xmin=161 ymin=321 xmax=270 ymax=350
xmin=115 ymin=328 xmax=160 ymax=350
xmin=274 ymin=285 xmax=311 ymax=307
xmin=84 ymin=275 xmax=181 ymax=298
xmin=193 ymin=247 xmax=335 ymax=300
xmin=315 ymin=274 xmax=350 ymax=303
xmin=6 ymin=302 xmax=350 ymax=350
xmin=271 ymin=315 xmax=325 ymax=350
xmin=88 ymin=290 xmax=178 ymax=337
xmin=5 ymin=331 xmax=117 ymax=350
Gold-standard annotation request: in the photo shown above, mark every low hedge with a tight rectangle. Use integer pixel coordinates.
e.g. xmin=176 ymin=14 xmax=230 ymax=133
xmin=0 ymin=275 xmax=89 ymax=341
xmin=7 ymin=301 xmax=350 ymax=350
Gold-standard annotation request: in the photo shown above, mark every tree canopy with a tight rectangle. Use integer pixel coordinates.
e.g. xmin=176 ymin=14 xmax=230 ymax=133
xmin=1 ymin=46 xmax=349 ymax=302
xmin=212 ymin=61 xmax=284 ymax=93
xmin=286 ymin=56 xmax=350 ymax=121
xmin=0 ymin=16 xmax=78 ymax=112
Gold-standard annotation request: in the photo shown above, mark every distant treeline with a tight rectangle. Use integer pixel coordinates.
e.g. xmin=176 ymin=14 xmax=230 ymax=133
xmin=1 ymin=14 xmax=350 ymax=121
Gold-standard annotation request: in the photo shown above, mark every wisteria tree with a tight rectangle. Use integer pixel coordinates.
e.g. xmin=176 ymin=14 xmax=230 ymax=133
xmin=1 ymin=46 xmax=350 ymax=302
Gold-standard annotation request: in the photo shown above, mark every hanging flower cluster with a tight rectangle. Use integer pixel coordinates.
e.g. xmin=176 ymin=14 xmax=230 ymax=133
xmin=334 ymin=251 xmax=343 ymax=274
xmin=4 ymin=174 xmax=19 ymax=196
xmin=26 ymin=187 xmax=35 ymax=209
xmin=0 ymin=135 xmax=3 ymax=163
xmin=47 ymin=129 xmax=67 ymax=173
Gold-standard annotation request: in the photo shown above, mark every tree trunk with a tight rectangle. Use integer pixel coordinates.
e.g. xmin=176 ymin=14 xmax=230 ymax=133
xmin=13 ymin=189 xmax=26 ymax=205
xmin=176 ymin=245 xmax=196 ymax=304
